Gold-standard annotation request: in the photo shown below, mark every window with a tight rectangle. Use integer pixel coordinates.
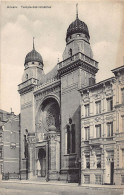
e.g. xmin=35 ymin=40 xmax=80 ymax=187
xmin=107 ymin=97 xmax=113 ymax=111
xmin=85 ymin=155 xmax=90 ymax=168
xmin=67 ymin=125 xmax=70 ymax=154
xmin=69 ymin=48 xmax=72 ymax=57
xmin=85 ymin=127 xmax=90 ymax=140
xmin=66 ymin=119 xmax=75 ymax=154
xmin=96 ymin=125 xmax=101 ymax=138
xmin=96 ymin=101 xmax=101 ymax=114
xmin=89 ymin=77 xmax=95 ymax=86
xmin=122 ymin=149 xmax=124 ymax=167
xmin=0 ymin=148 xmax=2 ymax=158
xmin=122 ymin=88 xmax=124 ymax=104
xmin=96 ymin=155 xmax=101 ymax=168
xmin=84 ymin=175 xmax=90 ymax=184
xmin=72 ymin=124 xmax=75 ymax=153
xmin=121 ymin=175 xmax=124 ymax=184
xmin=122 ymin=116 xmax=124 ymax=132
xmin=0 ymin=135 xmax=2 ymax=142
xmin=24 ymin=135 xmax=28 ymax=158
xmin=26 ymin=74 xmax=28 ymax=80
xmin=85 ymin=104 xmax=90 ymax=117
xmin=95 ymin=175 xmax=102 ymax=184
xmin=107 ymin=122 xmax=113 ymax=137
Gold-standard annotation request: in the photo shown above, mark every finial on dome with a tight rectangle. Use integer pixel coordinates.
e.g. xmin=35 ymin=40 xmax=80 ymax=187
xmin=76 ymin=3 xmax=78 ymax=19
xmin=58 ymin=54 xmax=59 ymax=63
xmin=33 ymin=37 xmax=35 ymax=50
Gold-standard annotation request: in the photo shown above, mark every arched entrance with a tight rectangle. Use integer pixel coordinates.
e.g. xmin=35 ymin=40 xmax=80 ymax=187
xmin=37 ymin=148 xmax=46 ymax=177
xmin=35 ymin=97 xmax=61 ymax=179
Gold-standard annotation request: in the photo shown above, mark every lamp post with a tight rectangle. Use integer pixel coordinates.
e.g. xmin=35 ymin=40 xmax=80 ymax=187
xmin=75 ymin=157 xmax=81 ymax=185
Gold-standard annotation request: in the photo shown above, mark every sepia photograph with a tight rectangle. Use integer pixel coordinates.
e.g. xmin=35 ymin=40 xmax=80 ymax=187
xmin=0 ymin=0 xmax=124 ymax=194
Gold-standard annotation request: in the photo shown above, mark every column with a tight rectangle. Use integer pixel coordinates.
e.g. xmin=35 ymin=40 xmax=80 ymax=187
xmin=29 ymin=147 xmax=33 ymax=179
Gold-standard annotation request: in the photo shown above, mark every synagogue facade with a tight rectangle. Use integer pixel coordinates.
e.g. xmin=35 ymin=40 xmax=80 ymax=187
xmin=18 ymin=9 xmax=124 ymax=185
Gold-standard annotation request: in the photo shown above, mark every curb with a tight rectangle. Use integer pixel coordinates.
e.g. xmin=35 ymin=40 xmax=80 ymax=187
xmin=1 ymin=180 xmax=124 ymax=190
xmin=1 ymin=180 xmax=79 ymax=187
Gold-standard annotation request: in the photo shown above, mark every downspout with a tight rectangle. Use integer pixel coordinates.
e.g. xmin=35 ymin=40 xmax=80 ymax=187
xmin=19 ymin=114 xmax=21 ymax=180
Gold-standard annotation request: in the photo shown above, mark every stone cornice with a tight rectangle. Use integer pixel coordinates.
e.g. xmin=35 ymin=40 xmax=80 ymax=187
xmin=79 ymin=77 xmax=115 ymax=94
xmin=58 ymin=59 xmax=98 ymax=77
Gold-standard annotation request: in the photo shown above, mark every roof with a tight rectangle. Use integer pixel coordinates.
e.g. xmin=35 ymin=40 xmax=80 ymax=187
xmin=111 ymin=65 xmax=124 ymax=74
xmin=24 ymin=48 xmax=43 ymax=65
xmin=0 ymin=109 xmax=10 ymax=114
xmin=79 ymin=77 xmax=115 ymax=93
xmin=66 ymin=17 xmax=90 ymax=41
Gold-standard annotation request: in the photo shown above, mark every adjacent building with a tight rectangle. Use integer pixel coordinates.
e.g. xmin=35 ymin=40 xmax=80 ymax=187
xmin=80 ymin=66 xmax=124 ymax=185
xmin=0 ymin=109 xmax=20 ymax=179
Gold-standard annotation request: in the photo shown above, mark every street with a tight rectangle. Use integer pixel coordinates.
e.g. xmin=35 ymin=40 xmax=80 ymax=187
xmin=0 ymin=182 xmax=124 ymax=195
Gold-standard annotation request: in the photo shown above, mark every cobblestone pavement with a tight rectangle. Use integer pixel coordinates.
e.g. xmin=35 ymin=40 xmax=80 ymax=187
xmin=0 ymin=182 xmax=124 ymax=195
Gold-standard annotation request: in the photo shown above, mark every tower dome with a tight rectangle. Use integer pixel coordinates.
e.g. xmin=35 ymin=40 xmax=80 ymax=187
xmin=24 ymin=38 xmax=43 ymax=65
xmin=66 ymin=4 xmax=90 ymax=41
xmin=66 ymin=18 xmax=90 ymax=41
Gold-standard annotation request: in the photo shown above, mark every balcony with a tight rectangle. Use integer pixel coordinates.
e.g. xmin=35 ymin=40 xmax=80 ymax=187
xmin=89 ymin=136 xmax=114 ymax=145
xmin=89 ymin=138 xmax=103 ymax=145
xmin=58 ymin=52 xmax=98 ymax=70
xmin=18 ymin=78 xmax=38 ymax=92
xmin=34 ymin=77 xmax=60 ymax=93
xmin=116 ymin=132 xmax=124 ymax=138
xmin=116 ymin=132 xmax=124 ymax=142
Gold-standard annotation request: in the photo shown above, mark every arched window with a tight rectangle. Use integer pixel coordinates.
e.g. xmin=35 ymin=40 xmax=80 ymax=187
xmin=66 ymin=118 xmax=75 ymax=154
xmin=72 ymin=124 xmax=75 ymax=153
xmin=26 ymin=74 xmax=28 ymax=80
xmin=24 ymin=135 xmax=28 ymax=158
xmin=67 ymin=125 xmax=71 ymax=154
xmin=69 ymin=48 xmax=72 ymax=57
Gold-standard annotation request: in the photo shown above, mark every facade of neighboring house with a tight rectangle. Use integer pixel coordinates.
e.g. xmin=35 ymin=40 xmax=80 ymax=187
xmin=80 ymin=65 xmax=124 ymax=185
xmin=0 ymin=109 xmax=20 ymax=179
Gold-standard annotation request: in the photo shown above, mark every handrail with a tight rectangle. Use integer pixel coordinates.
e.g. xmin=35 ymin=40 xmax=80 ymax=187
xmin=57 ymin=52 xmax=98 ymax=70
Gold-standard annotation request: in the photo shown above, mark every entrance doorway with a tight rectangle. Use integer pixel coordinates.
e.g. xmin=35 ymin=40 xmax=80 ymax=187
xmin=110 ymin=162 xmax=114 ymax=184
xmin=38 ymin=148 xmax=46 ymax=177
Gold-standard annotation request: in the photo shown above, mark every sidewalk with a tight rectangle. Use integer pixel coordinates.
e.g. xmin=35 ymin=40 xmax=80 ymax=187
xmin=1 ymin=179 xmax=124 ymax=189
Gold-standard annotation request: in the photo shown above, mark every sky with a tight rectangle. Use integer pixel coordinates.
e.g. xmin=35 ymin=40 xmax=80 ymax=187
xmin=1 ymin=0 xmax=124 ymax=114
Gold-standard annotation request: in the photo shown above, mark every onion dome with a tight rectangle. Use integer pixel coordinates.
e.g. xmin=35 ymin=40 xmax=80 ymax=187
xmin=66 ymin=4 xmax=90 ymax=41
xmin=24 ymin=38 xmax=43 ymax=65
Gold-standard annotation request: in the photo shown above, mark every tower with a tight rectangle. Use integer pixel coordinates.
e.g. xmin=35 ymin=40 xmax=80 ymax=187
xmin=57 ymin=5 xmax=98 ymax=182
xmin=18 ymin=39 xmax=44 ymax=178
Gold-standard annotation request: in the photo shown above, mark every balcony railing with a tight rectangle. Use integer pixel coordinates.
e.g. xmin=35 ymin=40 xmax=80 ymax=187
xmin=116 ymin=132 xmax=124 ymax=138
xmin=18 ymin=78 xmax=38 ymax=91
xmin=89 ymin=138 xmax=103 ymax=145
xmin=58 ymin=52 xmax=98 ymax=70
xmin=89 ymin=137 xmax=114 ymax=145
xmin=34 ymin=77 xmax=60 ymax=92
